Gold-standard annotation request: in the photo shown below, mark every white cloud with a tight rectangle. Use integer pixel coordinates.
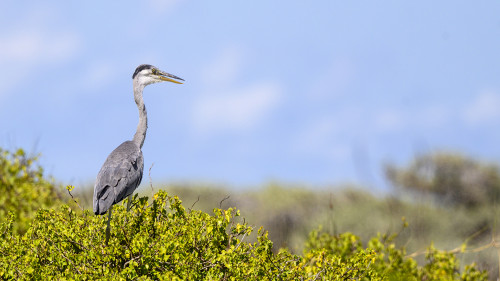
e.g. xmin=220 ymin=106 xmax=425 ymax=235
xmin=371 ymin=104 xmax=456 ymax=134
xmin=307 ymin=58 xmax=356 ymax=100
xmin=0 ymin=17 xmax=80 ymax=100
xmin=147 ymin=0 xmax=182 ymax=15
xmin=463 ymin=91 xmax=500 ymax=125
xmin=192 ymin=83 xmax=282 ymax=134
xmin=79 ymin=61 xmax=118 ymax=91
xmin=191 ymin=46 xmax=282 ymax=136
xmin=290 ymin=115 xmax=351 ymax=160
xmin=0 ymin=29 xmax=79 ymax=65
xmin=200 ymin=46 xmax=245 ymax=86
xmin=416 ymin=105 xmax=452 ymax=129
xmin=373 ymin=109 xmax=406 ymax=132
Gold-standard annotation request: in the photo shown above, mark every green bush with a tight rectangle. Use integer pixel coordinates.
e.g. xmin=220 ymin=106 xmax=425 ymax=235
xmin=385 ymin=152 xmax=500 ymax=208
xmin=0 ymin=191 xmax=488 ymax=280
xmin=0 ymin=148 xmax=62 ymax=234
xmin=306 ymin=228 xmax=488 ymax=280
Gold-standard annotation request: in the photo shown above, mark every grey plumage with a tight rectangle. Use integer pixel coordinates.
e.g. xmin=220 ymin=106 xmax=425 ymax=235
xmin=93 ymin=141 xmax=144 ymax=215
xmin=92 ymin=64 xmax=183 ymax=216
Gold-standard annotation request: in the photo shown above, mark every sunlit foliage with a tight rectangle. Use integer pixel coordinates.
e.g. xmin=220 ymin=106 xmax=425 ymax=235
xmin=0 ymin=191 xmax=487 ymax=280
xmin=0 ymin=148 xmax=62 ymax=234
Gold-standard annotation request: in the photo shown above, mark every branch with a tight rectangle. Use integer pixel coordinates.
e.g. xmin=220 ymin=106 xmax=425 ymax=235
xmin=65 ymin=185 xmax=85 ymax=213
xmin=149 ymin=163 xmax=155 ymax=198
xmin=219 ymin=195 xmax=230 ymax=209
xmin=406 ymin=225 xmax=495 ymax=258
xmin=189 ymin=196 xmax=200 ymax=212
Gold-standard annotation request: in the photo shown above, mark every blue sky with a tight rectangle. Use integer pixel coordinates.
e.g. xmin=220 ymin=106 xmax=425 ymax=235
xmin=1 ymin=1 xmax=500 ymax=190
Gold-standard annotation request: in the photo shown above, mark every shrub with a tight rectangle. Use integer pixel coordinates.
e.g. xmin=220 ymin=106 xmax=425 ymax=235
xmin=0 ymin=191 xmax=488 ymax=280
xmin=0 ymin=148 xmax=62 ymax=234
xmin=385 ymin=152 xmax=500 ymax=208
xmin=306 ymin=228 xmax=488 ymax=280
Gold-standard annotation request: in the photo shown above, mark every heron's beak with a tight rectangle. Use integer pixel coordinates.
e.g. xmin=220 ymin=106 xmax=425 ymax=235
xmin=158 ymin=70 xmax=184 ymax=84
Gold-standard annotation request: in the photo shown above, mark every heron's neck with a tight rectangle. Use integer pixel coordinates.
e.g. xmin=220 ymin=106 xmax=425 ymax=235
xmin=132 ymin=83 xmax=147 ymax=148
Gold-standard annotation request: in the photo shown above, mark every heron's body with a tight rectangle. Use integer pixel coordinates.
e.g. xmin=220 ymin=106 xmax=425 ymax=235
xmin=92 ymin=64 xmax=183 ymax=217
xmin=93 ymin=141 xmax=144 ymax=215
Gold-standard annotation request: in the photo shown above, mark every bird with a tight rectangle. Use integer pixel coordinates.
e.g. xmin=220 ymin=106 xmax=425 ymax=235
xmin=92 ymin=64 xmax=183 ymax=242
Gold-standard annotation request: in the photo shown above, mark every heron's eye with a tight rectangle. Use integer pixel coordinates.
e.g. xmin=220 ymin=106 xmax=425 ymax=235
xmin=152 ymin=68 xmax=157 ymax=75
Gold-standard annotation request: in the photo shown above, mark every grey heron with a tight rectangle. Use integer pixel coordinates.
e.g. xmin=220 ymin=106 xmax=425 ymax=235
xmin=92 ymin=64 xmax=183 ymax=242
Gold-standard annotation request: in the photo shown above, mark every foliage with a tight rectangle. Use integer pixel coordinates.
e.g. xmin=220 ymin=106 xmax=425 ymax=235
xmin=0 ymin=191 xmax=488 ymax=280
xmin=0 ymin=148 xmax=62 ymax=234
xmin=306 ymin=228 xmax=488 ymax=281
xmin=385 ymin=152 xmax=500 ymax=208
xmin=159 ymin=183 xmax=500 ymax=278
xmin=0 ymin=147 xmax=494 ymax=279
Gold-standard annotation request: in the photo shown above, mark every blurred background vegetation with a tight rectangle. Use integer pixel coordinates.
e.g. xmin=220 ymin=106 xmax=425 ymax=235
xmin=2 ymin=147 xmax=500 ymax=279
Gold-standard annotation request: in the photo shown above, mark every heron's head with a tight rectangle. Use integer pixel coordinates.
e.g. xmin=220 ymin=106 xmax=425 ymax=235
xmin=132 ymin=64 xmax=184 ymax=87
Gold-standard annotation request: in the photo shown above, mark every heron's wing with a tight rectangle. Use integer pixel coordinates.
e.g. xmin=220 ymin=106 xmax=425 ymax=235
xmin=93 ymin=141 xmax=144 ymax=215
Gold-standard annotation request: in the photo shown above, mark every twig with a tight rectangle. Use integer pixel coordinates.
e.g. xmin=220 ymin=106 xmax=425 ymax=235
xmin=189 ymin=196 xmax=200 ymax=212
xmin=119 ymin=224 xmax=137 ymax=268
xmin=406 ymin=240 xmax=500 ymax=258
xmin=64 ymin=237 xmax=90 ymax=251
xmin=46 ymin=236 xmax=82 ymax=275
xmin=66 ymin=185 xmax=84 ymax=212
xmin=149 ymin=163 xmax=155 ymax=198
xmin=235 ymin=233 xmax=248 ymax=251
xmin=312 ymin=269 xmax=325 ymax=280
xmin=406 ymin=225 xmax=494 ymax=258
xmin=219 ymin=195 xmax=230 ymax=209
xmin=124 ymin=254 xmax=143 ymax=268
